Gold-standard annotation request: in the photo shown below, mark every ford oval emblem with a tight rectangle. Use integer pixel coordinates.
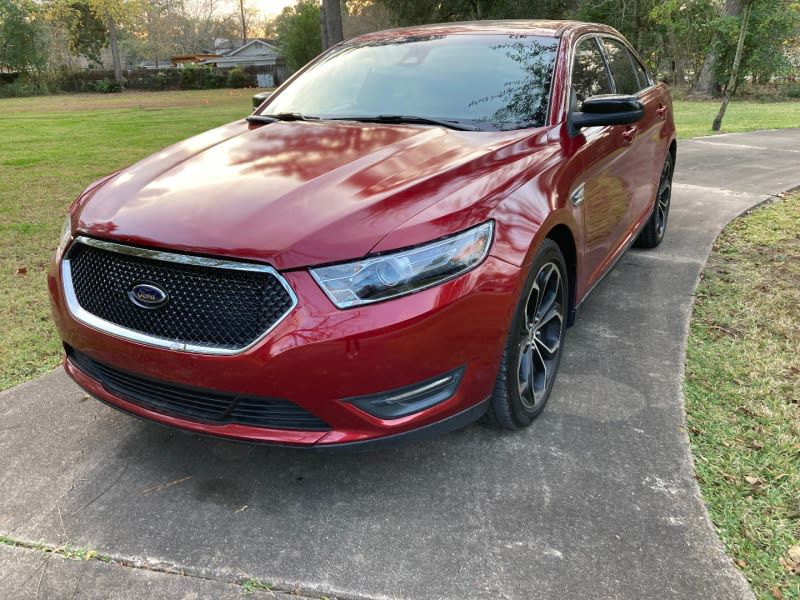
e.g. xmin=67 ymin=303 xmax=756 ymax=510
xmin=128 ymin=283 xmax=169 ymax=309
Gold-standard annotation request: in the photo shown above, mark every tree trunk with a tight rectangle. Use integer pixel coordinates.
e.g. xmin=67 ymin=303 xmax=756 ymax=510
xmin=712 ymin=0 xmax=752 ymax=131
xmin=694 ymin=0 xmax=744 ymax=96
xmin=239 ymin=0 xmax=247 ymax=45
xmin=320 ymin=3 xmax=329 ymax=50
xmin=667 ymin=30 xmax=686 ymax=87
xmin=107 ymin=15 xmax=122 ymax=83
xmin=321 ymin=0 xmax=343 ymax=50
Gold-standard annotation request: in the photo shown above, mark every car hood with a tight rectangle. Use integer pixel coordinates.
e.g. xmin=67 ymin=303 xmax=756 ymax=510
xmin=75 ymin=119 xmax=539 ymax=269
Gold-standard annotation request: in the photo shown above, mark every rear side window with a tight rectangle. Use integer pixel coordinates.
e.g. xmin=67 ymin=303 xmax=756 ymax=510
xmin=602 ymin=38 xmax=642 ymax=95
xmin=630 ymin=55 xmax=651 ymax=89
xmin=571 ymin=38 xmax=613 ymax=105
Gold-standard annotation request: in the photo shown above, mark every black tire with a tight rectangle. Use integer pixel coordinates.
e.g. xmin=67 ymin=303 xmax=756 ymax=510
xmin=484 ymin=239 xmax=568 ymax=430
xmin=635 ymin=153 xmax=673 ymax=249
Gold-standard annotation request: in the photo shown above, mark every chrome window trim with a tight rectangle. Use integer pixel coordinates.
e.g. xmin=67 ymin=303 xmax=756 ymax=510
xmin=596 ymin=34 xmax=655 ymax=94
xmin=62 ymin=236 xmax=298 ymax=356
xmin=565 ymin=32 xmax=654 ymax=122
xmin=565 ymin=33 xmax=613 ymax=115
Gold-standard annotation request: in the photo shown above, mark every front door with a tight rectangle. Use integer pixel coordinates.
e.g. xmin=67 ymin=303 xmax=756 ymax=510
xmin=570 ymin=36 xmax=638 ymax=290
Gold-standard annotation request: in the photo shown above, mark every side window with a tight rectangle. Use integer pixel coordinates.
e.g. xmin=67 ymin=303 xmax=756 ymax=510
xmin=630 ymin=55 xmax=651 ymax=90
xmin=571 ymin=38 xmax=613 ymax=107
xmin=602 ymin=38 xmax=640 ymax=95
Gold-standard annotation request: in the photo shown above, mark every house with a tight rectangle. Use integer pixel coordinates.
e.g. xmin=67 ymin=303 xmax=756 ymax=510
xmin=72 ymin=46 xmax=134 ymax=71
xmin=171 ymin=54 xmax=222 ymax=68
xmin=137 ymin=60 xmax=174 ymax=70
xmin=201 ymin=39 xmax=281 ymax=69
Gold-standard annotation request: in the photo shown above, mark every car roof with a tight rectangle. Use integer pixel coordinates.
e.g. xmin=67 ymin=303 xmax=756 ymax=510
xmin=347 ymin=20 xmax=621 ymax=44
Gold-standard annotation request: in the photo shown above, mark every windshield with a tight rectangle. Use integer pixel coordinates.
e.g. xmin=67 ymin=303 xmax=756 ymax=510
xmin=262 ymin=34 xmax=559 ymax=131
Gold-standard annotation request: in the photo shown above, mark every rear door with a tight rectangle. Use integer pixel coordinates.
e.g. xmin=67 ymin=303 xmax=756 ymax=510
xmin=600 ymin=36 xmax=664 ymax=229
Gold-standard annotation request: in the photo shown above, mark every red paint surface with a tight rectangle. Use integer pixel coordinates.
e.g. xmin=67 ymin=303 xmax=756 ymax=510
xmin=51 ymin=21 xmax=676 ymax=446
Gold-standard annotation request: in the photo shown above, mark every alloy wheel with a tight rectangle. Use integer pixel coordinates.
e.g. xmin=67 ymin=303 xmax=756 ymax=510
xmin=517 ymin=262 xmax=564 ymax=410
xmin=655 ymin=158 xmax=672 ymax=237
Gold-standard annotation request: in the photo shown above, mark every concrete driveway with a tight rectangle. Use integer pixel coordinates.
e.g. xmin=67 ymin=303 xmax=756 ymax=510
xmin=2 ymin=129 xmax=799 ymax=600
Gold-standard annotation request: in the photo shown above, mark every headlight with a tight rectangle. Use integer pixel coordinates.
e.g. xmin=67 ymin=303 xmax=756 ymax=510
xmin=310 ymin=221 xmax=494 ymax=308
xmin=57 ymin=215 xmax=72 ymax=255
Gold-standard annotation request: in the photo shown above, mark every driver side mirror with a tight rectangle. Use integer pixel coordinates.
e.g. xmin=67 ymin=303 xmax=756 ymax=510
xmin=569 ymin=95 xmax=644 ymax=136
xmin=252 ymin=91 xmax=272 ymax=109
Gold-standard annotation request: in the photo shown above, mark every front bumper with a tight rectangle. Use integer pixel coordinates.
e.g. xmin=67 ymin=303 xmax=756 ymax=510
xmin=49 ymin=249 xmax=521 ymax=447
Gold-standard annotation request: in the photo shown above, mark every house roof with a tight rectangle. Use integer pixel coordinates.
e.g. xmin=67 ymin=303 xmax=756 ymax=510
xmin=172 ymin=54 xmax=221 ymax=62
xmin=226 ymin=39 xmax=280 ymax=57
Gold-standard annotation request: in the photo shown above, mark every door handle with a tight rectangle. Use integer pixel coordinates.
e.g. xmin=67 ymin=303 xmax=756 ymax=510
xmin=656 ymin=105 xmax=668 ymax=118
xmin=622 ymin=126 xmax=637 ymax=144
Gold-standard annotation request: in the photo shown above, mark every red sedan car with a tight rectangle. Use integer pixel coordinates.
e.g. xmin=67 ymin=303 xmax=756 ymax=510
xmin=49 ymin=20 xmax=675 ymax=449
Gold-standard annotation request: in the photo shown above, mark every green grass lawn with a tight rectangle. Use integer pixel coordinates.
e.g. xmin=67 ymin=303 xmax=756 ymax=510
xmin=0 ymin=90 xmax=798 ymax=389
xmin=673 ymin=99 xmax=800 ymax=138
xmin=686 ymin=193 xmax=800 ymax=599
xmin=0 ymin=89 xmax=265 ymax=388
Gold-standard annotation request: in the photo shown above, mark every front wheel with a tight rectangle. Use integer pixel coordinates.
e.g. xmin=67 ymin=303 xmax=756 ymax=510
xmin=485 ymin=239 xmax=567 ymax=430
xmin=635 ymin=153 xmax=673 ymax=249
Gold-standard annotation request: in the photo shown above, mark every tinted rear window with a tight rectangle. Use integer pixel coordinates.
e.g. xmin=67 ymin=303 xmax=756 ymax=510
xmin=602 ymin=38 xmax=641 ymax=95
xmin=264 ymin=34 xmax=559 ymax=131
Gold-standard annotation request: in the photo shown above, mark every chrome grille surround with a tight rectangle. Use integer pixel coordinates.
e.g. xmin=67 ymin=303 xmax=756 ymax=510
xmin=62 ymin=236 xmax=298 ymax=355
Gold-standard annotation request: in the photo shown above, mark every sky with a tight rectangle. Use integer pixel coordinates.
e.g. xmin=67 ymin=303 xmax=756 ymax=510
xmin=251 ymin=0 xmax=297 ymax=17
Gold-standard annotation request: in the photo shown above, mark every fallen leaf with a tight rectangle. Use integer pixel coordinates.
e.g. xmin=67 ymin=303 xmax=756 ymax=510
xmin=771 ymin=587 xmax=783 ymax=599
xmin=779 ymin=550 xmax=800 ymax=575
xmin=779 ymin=557 xmax=792 ymax=573
xmin=743 ymin=475 xmax=768 ymax=493
xmin=735 ymin=559 xmax=747 ymax=569
xmin=15 ymin=266 xmax=27 ymax=275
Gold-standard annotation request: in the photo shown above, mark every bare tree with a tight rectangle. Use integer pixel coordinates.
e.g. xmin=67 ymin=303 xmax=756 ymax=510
xmin=320 ymin=0 xmax=343 ymax=50
xmin=694 ymin=0 xmax=745 ymax=96
xmin=173 ymin=0 xmax=237 ymax=54
xmin=107 ymin=14 xmax=122 ymax=81
xmin=712 ymin=0 xmax=753 ymax=131
xmin=237 ymin=0 xmax=248 ymax=45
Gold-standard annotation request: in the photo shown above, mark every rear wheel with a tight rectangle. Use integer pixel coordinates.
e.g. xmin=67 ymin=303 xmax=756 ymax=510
xmin=485 ymin=239 xmax=567 ymax=430
xmin=635 ymin=153 xmax=673 ymax=249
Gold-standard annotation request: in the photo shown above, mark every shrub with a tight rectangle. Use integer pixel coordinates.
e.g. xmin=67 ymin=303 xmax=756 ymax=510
xmin=226 ymin=67 xmax=254 ymax=88
xmin=93 ymin=78 xmax=122 ymax=93
xmin=0 ymin=76 xmax=51 ymax=98
xmin=180 ymin=64 xmax=200 ymax=89
xmin=0 ymin=72 xmax=19 ymax=85
xmin=154 ymin=71 xmax=168 ymax=90
xmin=204 ymin=68 xmax=227 ymax=89
xmin=0 ymin=81 xmax=29 ymax=98
xmin=0 ymin=63 xmax=277 ymax=97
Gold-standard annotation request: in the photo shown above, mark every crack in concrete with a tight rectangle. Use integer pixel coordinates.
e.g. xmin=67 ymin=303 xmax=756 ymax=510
xmin=0 ymin=535 xmax=383 ymax=600
xmin=72 ymin=460 xmax=129 ymax=516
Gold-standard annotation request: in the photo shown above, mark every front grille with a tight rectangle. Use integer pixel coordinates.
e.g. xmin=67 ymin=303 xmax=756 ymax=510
xmin=65 ymin=238 xmax=295 ymax=352
xmin=67 ymin=346 xmax=331 ymax=431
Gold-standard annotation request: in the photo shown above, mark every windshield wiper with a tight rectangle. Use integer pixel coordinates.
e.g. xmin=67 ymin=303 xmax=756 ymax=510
xmin=246 ymin=112 xmax=319 ymax=124
xmin=328 ymin=114 xmax=479 ymax=131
